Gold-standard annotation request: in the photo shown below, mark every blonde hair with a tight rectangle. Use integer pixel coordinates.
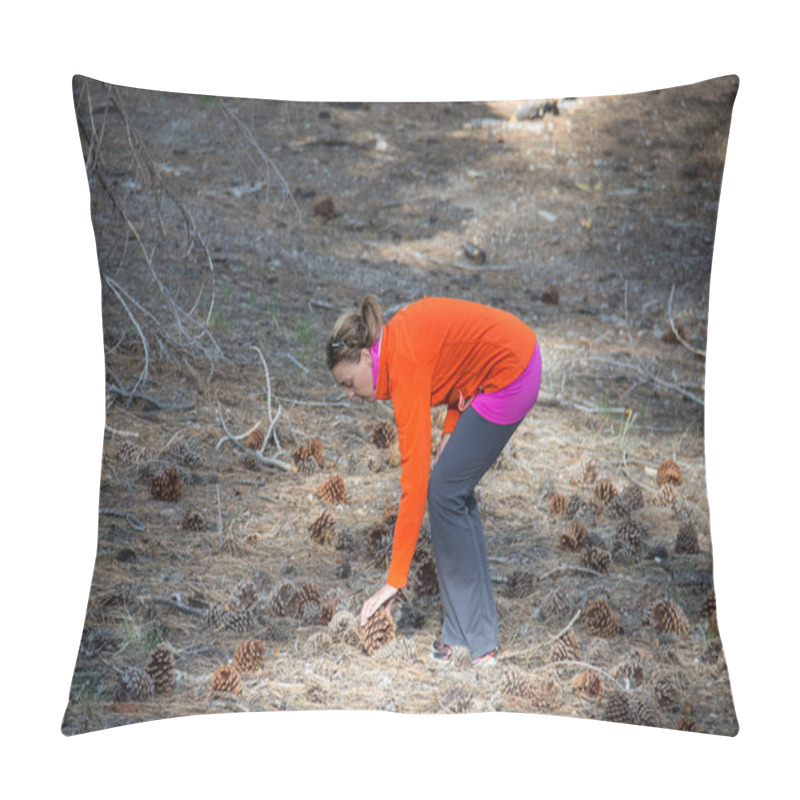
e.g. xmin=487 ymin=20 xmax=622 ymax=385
xmin=326 ymin=294 xmax=383 ymax=370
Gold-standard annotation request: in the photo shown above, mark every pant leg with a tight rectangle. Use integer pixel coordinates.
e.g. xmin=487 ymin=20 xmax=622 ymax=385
xmin=428 ymin=407 xmax=521 ymax=658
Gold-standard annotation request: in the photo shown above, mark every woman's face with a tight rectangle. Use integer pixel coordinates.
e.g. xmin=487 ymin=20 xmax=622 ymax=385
xmin=332 ymin=349 xmax=374 ymax=401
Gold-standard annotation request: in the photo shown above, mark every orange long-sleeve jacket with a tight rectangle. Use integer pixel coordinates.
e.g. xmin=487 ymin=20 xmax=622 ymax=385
xmin=375 ymin=297 xmax=537 ymax=587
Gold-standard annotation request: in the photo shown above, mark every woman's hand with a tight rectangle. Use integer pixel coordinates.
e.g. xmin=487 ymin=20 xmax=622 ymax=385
xmin=360 ymin=583 xmax=399 ymax=626
xmin=434 ymin=433 xmax=451 ymax=464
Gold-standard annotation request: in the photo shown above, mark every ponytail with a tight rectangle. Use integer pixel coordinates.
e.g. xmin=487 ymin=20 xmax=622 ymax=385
xmin=326 ymin=294 xmax=383 ymax=370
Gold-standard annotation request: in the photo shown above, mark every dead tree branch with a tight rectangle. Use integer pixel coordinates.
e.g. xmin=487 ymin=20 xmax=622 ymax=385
xmin=668 ymin=284 xmax=706 ymax=358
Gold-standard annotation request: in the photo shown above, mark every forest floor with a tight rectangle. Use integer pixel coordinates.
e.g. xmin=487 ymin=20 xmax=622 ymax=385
xmin=62 ymin=75 xmax=738 ymax=736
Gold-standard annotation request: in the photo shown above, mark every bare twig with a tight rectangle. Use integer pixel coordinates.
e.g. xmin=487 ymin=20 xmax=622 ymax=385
xmin=99 ymin=508 xmax=145 ymax=531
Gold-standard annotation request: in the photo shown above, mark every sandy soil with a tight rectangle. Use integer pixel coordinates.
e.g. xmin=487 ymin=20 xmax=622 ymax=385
xmin=62 ymin=74 xmax=738 ymax=735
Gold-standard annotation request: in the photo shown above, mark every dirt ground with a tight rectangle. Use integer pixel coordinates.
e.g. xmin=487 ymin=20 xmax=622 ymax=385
xmin=62 ymin=75 xmax=739 ymax=735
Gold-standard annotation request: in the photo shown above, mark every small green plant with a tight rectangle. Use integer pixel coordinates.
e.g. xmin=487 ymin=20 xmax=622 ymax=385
xmin=293 ymin=311 xmax=317 ymax=350
xmin=209 ymin=307 xmax=229 ymax=332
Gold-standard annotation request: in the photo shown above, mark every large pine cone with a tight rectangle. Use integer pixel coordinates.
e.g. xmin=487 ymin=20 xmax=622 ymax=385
xmin=550 ymin=493 xmax=568 ymax=516
xmin=149 ymin=466 xmax=183 ymax=502
xmin=320 ymin=595 xmax=344 ymax=626
xmin=650 ymin=599 xmax=690 ymax=635
xmin=233 ymin=639 xmax=266 ymax=673
xmin=500 ymin=665 xmax=537 ymax=698
xmin=204 ymin=604 xmax=254 ymax=633
xmin=581 ymin=545 xmax=611 ymax=574
xmin=560 ymin=522 xmax=586 ymax=551
xmin=676 ymin=717 xmax=702 ymax=733
xmin=145 ymin=643 xmax=175 ymax=695
xmin=182 ymin=508 xmax=206 ymax=532
xmin=572 ymin=670 xmax=603 ymax=699
xmin=585 ymin=598 xmax=621 ymax=637
xmin=657 ymin=458 xmax=682 ymax=487
xmin=298 ymin=583 xmax=322 ymax=614
xmin=309 ymin=511 xmax=336 ymax=545
xmin=629 ymin=688 xmax=660 ymax=726
xmin=245 ymin=429 xmax=265 ymax=451
xmin=372 ymin=421 xmax=398 ymax=449
xmin=211 ymin=664 xmax=243 ymax=696
xmin=566 ymin=494 xmax=595 ymax=526
xmin=361 ymin=608 xmax=396 ymax=655
xmin=316 ymin=474 xmax=347 ymax=504
xmin=386 ymin=441 xmax=402 ymax=468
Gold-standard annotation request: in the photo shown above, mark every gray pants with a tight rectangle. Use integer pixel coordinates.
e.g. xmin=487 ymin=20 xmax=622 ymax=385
xmin=427 ymin=407 xmax=521 ymax=659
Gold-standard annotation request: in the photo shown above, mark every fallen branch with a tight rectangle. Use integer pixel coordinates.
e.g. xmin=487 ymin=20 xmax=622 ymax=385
xmin=215 ymin=402 xmax=294 ymax=472
xmin=99 ymin=508 xmax=145 ymax=531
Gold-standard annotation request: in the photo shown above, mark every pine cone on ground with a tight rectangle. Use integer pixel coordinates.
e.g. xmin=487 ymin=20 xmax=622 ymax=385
xmin=653 ymin=483 xmax=679 ymax=507
xmin=386 ymin=441 xmax=402 ymax=468
xmin=613 ymin=520 xmax=644 ymax=563
xmin=550 ymin=493 xmax=568 ymax=516
xmin=298 ymin=583 xmax=322 ymax=614
xmin=653 ymin=672 xmax=684 ymax=712
xmin=605 ymin=495 xmax=630 ymax=520
xmin=228 ymin=579 xmax=258 ymax=611
xmin=182 ymin=508 xmax=206 ymax=532
xmin=619 ymin=484 xmax=645 ymax=512
xmin=629 ymin=688 xmax=660 ymax=726
xmin=309 ymin=511 xmax=336 ymax=546
xmin=549 ymin=631 xmax=580 ymax=663
xmin=661 ymin=325 xmax=686 ymax=345
xmin=205 ymin=606 xmax=253 ymax=633
xmin=372 ymin=421 xmax=398 ymax=449
xmin=572 ymin=670 xmax=603 ymax=699
xmin=675 ymin=522 xmax=700 ymax=554
xmin=566 ymin=495 xmax=595 ymax=526
xmin=314 ymin=195 xmax=336 ymax=221
xmin=501 ymin=665 xmax=537 ymax=698
xmin=116 ymin=441 xmax=147 ymax=464
xmin=316 ymin=474 xmax=347 ymax=504
xmin=585 ymin=598 xmax=621 ymax=637
xmin=361 ymin=608 xmax=396 ymax=655
xmin=567 ymin=455 xmax=598 ymax=486
xmin=149 ymin=466 xmax=183 ymax=502
xmin=657 ymin=458 xmax=682 ymax=486
xmin=164 ymin=437 xmax=202 ymax=467
xmin=506 ymin=571 xmax=535 ymax=598
xmin=603 ymin=690 xmax=632 ymax=723
xmin=117 ymin=667 xmax=155 ymax=701
xmin=650 ymin=599 xmax=690 ymax=635
xmin=267 ymin=581 xmax=303 ymax=618
xmin=367 ymin=522 xmax=392 ymax=555
xmin=439 ymin=686 xmax=474 ymax=714
xmin=211 ymin=664 xmax=243 ymax=696
xmin=245 ymin=429 xmax=265 ymax=451
xmin=328 ymin=610 xmax=362 ymax=647
xmin=542 ymin=286 xmax=560 ymax=305
xmin=614 ymin=651 xmax=646 ymax=688
xmin=233 ymin=639 xmax=266 ymax=673
xmin=294 ymin=441 xmax=322 ymax=474
xmin=592 ymin=480 xmax=618 ymax=506
xmin=541 ymin=589 xmax=572 ymax=622
xmin=581 ymin=545 xmax=611 ymax=574
xmin=560 ymin=522 xmax=587 ymax=551
xmin=530 ymin=678 xmax=563 ymax=712
xmin=701 ymin=589 xmax=716 ymax=619
xmin=320 ymin=595 xmax=343 ymax=626
xmin=348 ymin=446 xmax=383 ymax=475
xmin=676 ymin=717 xmax=702 ymax=733
xmin=145 ymin=643 xmax=175 ymax=695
